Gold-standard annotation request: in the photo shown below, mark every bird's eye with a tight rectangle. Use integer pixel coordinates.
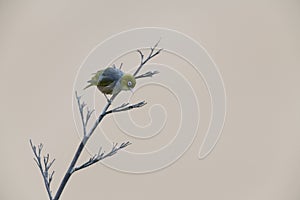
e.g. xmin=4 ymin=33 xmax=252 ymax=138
xmin=127 ymin=81 xmax=132 ymax=87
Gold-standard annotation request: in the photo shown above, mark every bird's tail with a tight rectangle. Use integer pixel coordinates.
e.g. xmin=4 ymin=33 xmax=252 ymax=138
xmin=83 ymin=79 xmax=98 ymax=90
xmin=83 ymin=83 xmax=93 ymax=90
xmin=83 ymin=70 xmax=103 ymax=90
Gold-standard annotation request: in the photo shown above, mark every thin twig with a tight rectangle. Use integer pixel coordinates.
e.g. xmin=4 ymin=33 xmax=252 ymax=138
xmin=133 ymin=40 xmax=163 ymax=77
xmin=30 ymin=140 xmax=55 ymax=200
xmin=73 ymin=141 xmax=131 ymax=172
xmin=135 ymin=71 xmax=159 ymax=79
xmin=106 ymin=101 xmax=147 ymax=114
xmin=75 ymin=92 xmax=95 ymax=136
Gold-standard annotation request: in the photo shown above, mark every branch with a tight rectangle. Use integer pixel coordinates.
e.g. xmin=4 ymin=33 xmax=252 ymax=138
xmin=106 ymin=101 xmax=147 ymax=114
xmin=53 ymin=93 xmax=117 ymax=200
xmin=75 ymin=91 xmax=95 ymax=136
xmin=133 ymin=40 xmax=163 ymax=77
xmin=31 ymin=42 xmax=163 ymax=200
xmin=73 ymin=141 xmax=131 ymax=172
xmin=135 ymin=70 xmax=159 ymax=79
xmin=53 ymin=92 xmax=144 ymax=200
xmin=30 ymin=140 xmax=55 ymax=200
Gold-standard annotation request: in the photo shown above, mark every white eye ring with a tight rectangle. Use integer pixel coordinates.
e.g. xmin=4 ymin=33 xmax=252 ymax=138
xmin=127 ymin=81 xmax=132 ymax=87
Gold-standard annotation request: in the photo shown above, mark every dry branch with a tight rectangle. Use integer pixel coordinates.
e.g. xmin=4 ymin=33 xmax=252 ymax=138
xmin=30 ymin=41 xmax=162 ymax=200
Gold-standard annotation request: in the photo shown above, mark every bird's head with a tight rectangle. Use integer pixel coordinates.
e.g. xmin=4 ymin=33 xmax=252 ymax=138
xmin=120 ymin=74 xmax=136 ymax=91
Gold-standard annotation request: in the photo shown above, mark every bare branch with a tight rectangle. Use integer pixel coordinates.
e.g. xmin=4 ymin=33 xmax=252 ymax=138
xmin=133 ymin=40 xmax=163 ymax=77
xmin=112 ymin=102 xmax=130 ymax=110
xmin=106 ymin=101 xmax=147 ymax=114
xmin=30 ymin=140 xmax=55 ymax=200
xmin=119 ymin=62 xmax=123 ymax=69
xmin=137 ymin=49 xmax=144 ymax=65
xmin=31 ymin=41 xmax=163 ymax=200
xmin=75 ymin=92 xmax=95 ymax=137
xmin=75 ymin=92 xmax=87 ymax=136
xmin=73 ymin=142 xmax=131 ymax=172
xmin=53 ymin=93 xmax=118 ymax=200
xmin=85 ymin=107 xmax=95 ymax=124
xmin=135 ymin=70 xmax=159 ymax=79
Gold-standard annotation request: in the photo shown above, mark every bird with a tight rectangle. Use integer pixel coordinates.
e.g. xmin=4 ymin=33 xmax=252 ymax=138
xmin=84 ymin=65 xmax=136 ymax=101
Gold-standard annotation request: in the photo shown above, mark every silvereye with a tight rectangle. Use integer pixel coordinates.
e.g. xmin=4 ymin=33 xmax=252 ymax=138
xmin=84 ymin=66 xmax=136 ymax=100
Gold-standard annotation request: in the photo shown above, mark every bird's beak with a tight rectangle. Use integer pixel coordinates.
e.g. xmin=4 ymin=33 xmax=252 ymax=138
xmin=130 ymin=88 xmax=134 ymax=93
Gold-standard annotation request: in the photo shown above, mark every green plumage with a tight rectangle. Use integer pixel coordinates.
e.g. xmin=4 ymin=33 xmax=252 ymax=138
xmin=84 ymin=67 xmax=136 ymax=96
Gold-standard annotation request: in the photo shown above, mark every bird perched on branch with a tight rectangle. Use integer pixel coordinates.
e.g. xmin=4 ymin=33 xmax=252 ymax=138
xmin=84 ymin=65 xmax=136 ymax=101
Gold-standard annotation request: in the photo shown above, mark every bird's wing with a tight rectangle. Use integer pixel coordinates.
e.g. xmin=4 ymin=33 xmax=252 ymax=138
xmin=98 ymin=67 xmax=124 ymax=87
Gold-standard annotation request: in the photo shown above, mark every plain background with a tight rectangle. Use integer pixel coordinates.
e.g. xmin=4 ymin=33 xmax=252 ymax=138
xmin=1 ymin=0 xmax=300 ymax=199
